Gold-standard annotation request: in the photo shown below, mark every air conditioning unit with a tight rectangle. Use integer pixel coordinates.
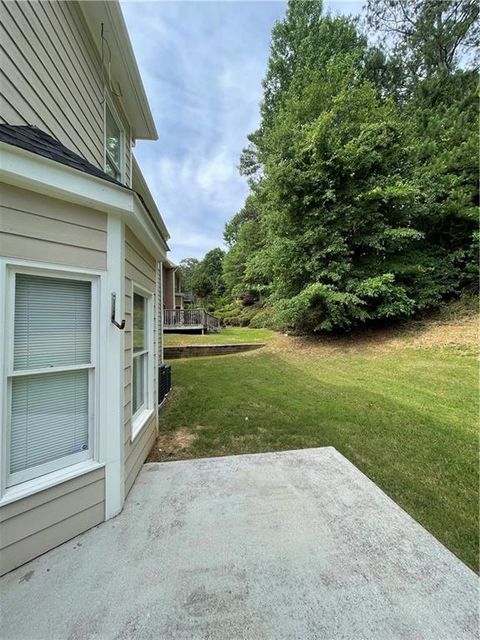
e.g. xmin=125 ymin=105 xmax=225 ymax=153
xmin=158 ymin=364 xmax=171 ymax=405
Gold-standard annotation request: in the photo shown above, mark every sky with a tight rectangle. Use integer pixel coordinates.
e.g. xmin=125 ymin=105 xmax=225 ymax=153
xmin=121 ymin=0 xmax=362 ymax=263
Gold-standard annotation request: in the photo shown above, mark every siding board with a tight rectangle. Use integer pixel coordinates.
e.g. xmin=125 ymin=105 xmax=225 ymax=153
xmin=1 ymin=480 xmax=105 ymax=547
xmin=1 ymin=209 xmax=106 ymax=252
xmin=125 ymin=260 xmax=156 ymax=290
xmin=0 ymin=467 xmax=104 ymax=522
xmin=37 ymin=1 xmax=103 ymax=109
xmin=125 ymin=418 xmax=156 ymax=496
xmin=0 ymin=469 xmax=105 ymax=576
xmin=0 ymin=185 xmax=107 ymax=270
xmin=0 ymin=233 xmax=107 ymax=270
xmin=0 ymin=184 xmax=107 ymax=231
xmin=126 ymin=247 xmax=156 ymax=283
xmin=0 ymin=40 xmax=100 ymax=166
xmin=0 ymin=0 xmax=103 ymax=166
xmin=123 ymin=228 xmax=158 ymax=496
xmin=2 ymin=3 xmax=103 ymax=158
xmin=0 ymin=503 xmax=105 ymax=576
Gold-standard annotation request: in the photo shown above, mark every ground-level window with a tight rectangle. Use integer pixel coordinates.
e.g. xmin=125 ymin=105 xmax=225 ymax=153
xmin=5 ymin=271 xmax=96 ymax=488
xmin=132 ymin=289 xmax=152 ymax=437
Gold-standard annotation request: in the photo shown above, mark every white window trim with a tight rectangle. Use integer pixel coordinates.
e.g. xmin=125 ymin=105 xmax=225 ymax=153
xmin=0 ymin=259 xmax=103 ymax=503
xmin=104 ymin=97 xmax=126 ymax=184
xmin=131 ymin=282 xmax=154 ymax=441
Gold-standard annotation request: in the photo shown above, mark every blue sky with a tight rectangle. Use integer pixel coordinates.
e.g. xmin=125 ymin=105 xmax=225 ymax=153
xmin=121 ymin=0 xmax=362 ymax=263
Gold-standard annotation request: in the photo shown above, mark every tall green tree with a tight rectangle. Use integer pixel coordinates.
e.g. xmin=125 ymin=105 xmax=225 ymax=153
xmin=190 ymin=248 xmax=226 ymax=304
xmin=223 ymin=0 xmax=478 ymax=333
xmin=178 ymin=257 xmax=201 ymax=294
xmin=366 ymin=0 xmax=479 ymax=79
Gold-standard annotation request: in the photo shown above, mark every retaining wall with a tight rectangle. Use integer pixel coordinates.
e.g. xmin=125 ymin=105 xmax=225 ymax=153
xmin=164 ymin=343 xmax=265 ymax=360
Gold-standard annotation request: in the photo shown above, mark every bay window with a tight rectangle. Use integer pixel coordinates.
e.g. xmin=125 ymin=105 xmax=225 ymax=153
xmin=5 ymin=270 xmax=96 ymax=488
xmin=132 ymin=288 xmax=152 ymax=438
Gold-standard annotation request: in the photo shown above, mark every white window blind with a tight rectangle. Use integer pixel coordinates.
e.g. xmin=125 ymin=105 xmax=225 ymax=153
xmin=14 ymin=274 xmax=91 ymax=370
xmin=10 ymin=370 xmax=89 ymax=474
xmin=8 ymin=273 xmax=93 ymax=485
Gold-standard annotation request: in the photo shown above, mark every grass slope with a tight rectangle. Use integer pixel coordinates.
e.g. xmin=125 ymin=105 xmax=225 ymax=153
xmin=164 ymin=327 xmax=274 ymax=346
xmin=154 ymin=317 xmax=479 ymax=571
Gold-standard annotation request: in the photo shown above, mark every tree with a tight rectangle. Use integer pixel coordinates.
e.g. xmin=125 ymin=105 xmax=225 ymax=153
xmin=365 ymin=0 xmax=479 ymax=79
xmin=178 ymin=257 xmax=201 ymax=293
xmin=222 ymin=0 xmax=478 ymax=333
xmin=189 ymin=248 xmax=226 ymax=305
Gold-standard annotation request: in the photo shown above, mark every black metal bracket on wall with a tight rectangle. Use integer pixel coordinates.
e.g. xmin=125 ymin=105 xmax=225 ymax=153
xmin=111 ymin=293 xmax=125 ymax=330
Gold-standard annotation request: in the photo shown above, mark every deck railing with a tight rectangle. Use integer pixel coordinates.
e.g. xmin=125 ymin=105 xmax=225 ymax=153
xmin=164 ymin=308 xmax=220 ymax=332
xmin=204 ymin=311 xmax=220 ymax=332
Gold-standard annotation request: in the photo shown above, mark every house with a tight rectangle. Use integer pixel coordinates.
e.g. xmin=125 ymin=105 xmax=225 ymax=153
xmin=162 ymin=259 xmax=184 ymax=310
xmin=0 ymin=0 xmax=170 ymax=575
xmin=162 ymin=262 xmax=220 ymax=334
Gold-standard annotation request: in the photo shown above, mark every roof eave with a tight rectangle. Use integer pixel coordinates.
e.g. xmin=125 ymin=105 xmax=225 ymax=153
xmin=0 ymin=141 xmax=167 ymax=260
xmin=131 ymin=155 xmax=171 ymax=242
xmin=78 ymin=0 xmax=158 ymax=141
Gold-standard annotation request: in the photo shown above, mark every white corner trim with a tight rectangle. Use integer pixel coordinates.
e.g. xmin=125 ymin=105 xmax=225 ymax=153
xmin=99 ymin=214 xmax=125 ymax=519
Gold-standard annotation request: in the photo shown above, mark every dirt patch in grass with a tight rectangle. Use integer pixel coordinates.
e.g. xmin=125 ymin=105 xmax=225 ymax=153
xmin=407 ymin=315 xmax=478 ymax=349
xmin=147 ymin=428 xmax=197 ymax=462
xmin=269 ymin=313 xmax=478 ymax=358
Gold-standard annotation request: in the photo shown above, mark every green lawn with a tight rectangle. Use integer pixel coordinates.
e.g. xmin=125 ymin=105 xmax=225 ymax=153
xmin=156 ymin=322 xmax=479 ymax=572
xmin=163 ymin=327 xmax=274 ymax=346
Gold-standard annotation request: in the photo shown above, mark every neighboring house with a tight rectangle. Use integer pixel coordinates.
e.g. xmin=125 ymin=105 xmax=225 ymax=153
xmin=162 ymin=261 xmax=220 ymax=333
xmin=0 ymin=0 xmax=170 ymax=575
xmin=162 ymin=260 xmax=184 ymax=310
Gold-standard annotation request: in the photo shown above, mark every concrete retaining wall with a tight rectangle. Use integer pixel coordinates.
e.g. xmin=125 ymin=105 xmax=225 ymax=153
xmin=164 ymin=343 xmax=265 ymax=360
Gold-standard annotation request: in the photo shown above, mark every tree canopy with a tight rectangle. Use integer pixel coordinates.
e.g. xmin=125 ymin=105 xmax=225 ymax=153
xmin=218 ymin=0 xmax=478 ymax=333
xmin=179 ymin=248 xmax=226 ymax=306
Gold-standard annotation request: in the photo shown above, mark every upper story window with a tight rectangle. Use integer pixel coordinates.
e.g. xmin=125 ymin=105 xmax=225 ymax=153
xmin=105 ymin=104 xmax=124 ymax=183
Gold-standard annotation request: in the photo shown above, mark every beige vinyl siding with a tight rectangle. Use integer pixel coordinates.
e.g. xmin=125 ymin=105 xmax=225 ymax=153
xmin=0 ymin=1 xmax=132 ymax=184
xmin=0 ymin=467 xmax=105 ymax=576
xmin=0 ymin=184 xmax=107 ymax=270
xmin=124 ymin=228 xmax=158 ymax=496
xmin=0 ymin=0 xmax=103 ymax=167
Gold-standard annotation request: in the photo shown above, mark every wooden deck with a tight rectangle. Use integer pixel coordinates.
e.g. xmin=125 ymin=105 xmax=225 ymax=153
xmin=163 ymin=309 xmax=220 ymax=333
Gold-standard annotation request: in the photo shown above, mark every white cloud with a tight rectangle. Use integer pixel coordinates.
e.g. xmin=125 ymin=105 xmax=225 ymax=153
xmin=121 ymin=1 xmax=286 ymax=261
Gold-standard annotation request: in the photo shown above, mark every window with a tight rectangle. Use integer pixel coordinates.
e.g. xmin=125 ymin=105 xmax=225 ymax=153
xmin=6 ymin=272 xmax=96 ymax=487
xmin=105 ymin=104 xmax=123 ymax=182
xmin=132 ymin=290 xmax=152 ymax=437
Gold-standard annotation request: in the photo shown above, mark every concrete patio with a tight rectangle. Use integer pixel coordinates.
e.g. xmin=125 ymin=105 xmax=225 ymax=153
xmin=1 ymin=447 xmax=478 ymax=639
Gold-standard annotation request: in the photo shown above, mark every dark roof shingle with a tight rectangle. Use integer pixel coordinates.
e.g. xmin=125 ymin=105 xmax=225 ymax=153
xmin=0 ymin=124 xmax=123 ymax=187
